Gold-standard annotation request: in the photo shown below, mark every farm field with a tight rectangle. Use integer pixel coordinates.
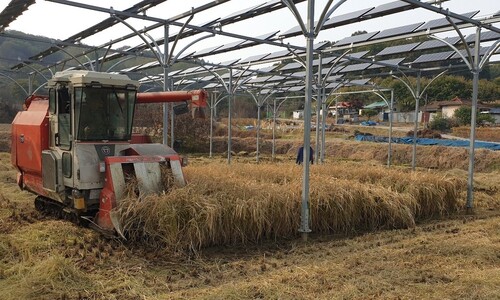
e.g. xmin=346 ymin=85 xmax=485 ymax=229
xmin=1 ymin=123 xmax=499 ymax=299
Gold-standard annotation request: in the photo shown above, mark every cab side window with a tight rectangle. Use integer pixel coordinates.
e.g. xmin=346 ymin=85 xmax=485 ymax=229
xmin=57 ymin=86 xmax=71 ymax=149
xmin=49 ymin=89 xmax=56 ymax=114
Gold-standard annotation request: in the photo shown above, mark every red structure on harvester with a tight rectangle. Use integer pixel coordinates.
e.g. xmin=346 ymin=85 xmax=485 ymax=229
xmin=11 ymin=70 xmax=207 ymax=235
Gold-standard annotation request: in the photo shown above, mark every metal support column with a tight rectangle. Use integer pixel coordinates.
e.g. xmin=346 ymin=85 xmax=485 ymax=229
xmin=299 ymin=0 xmax=315 ymax=240
xmin=256 ymin=103 xmax=262 ymax=163
xmin=466 ymin=27 xmax=481 ymax=212
xmin=388 ymin=90 xmax=394 ymax=167
xmin=162 ymin=24 xmax=170 ymax=146
xmin=315 ymin=54 xmax=322 ymax=160
xmin=227 ymin=70 xmax=233 ymax=164
xmin=272 ymin=97 xmax=277 ymax=161
xmin=411 ymin=71 xmax=421 ymax=171
xmin=209 ymin=92 xmax=215 ymax=158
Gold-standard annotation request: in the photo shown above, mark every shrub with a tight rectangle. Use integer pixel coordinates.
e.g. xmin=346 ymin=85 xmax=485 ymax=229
xmin=429 ymin=114 xmax=453 ymax=132
xmin=454 ymin=106 xmax=496 ymax=126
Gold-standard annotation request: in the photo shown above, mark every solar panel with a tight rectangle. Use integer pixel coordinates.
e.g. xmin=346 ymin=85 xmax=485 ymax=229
xmin=241 ymin=31 xmax=280 ymax=46
xmin=418 ymin=11 xmax=479 ymax=31
xmin=368 ymin=58 xmax=405 ymax=69
xmin=174 ymin=78 xmax=196 ymax=86
xmin=239 ymin=53 xmax=271 ymax=64
xmin=167 ymin=69 xmax=183 ymax=77
xmin=203 ymin=82 xmax=222 ymax=89
xmin=260 ymin=82 xmax=279 ymax=88
xmin=348 ymin=50 xmax=370 ymax=59
xmin=238 ymin=70 xmax=256 ymax=77
xmin=219 ymin=58 xmax=241 ymax=66
xmin=218 ymin=0 xmax=306 ymax=27
xmin=414 ymin=36 xmax=461 ymax=51
xmin=248 ymin=75 xmax=274 ymax=83
xmin=258 ymin=65 xmax=279 ymax=73
xmin=450 ymin=47 xmax=489 ymax=60
xmin=193 ymin=45 xmax=225 ymax=57
xmin=314 ymin=41 xmax=330 ymax=50
xmin=364 ymin=1 xmax=414 ymax=18
xmin=371 ymin=22 xmax=424 ymax=40
xmin=136 ymin=61 xmax=161 ymax=71
xmin=219 ymin=72 xmax=232 ymax=80
xmin=177 ymin=50 xmax=197 ymax=60
xmin=281 ymin=20 xmax=321 ymax=38
xmin=138 ymin=75 xmax=162 ymax=84
xmin=290 ymin=70 xmax=306 ymax=77
xmin=326 ymin=75 xmax=344 ymax=82
xmin=334 ymin=32 xmax=379 ymax=46
xmin=198 ymin=75 xmax=216 ymax=82
xmin=281 ymin=25 xmax=302 ymax=38
xmin=322 ymin=8 xmax=374 ymax=28
xmin=288 ymin=86 xmax=305 ymax=92
xmin=348 ymin=79 xmax=371 ymax=86
xmin=264 ymin=49 xmax=291 ymax=61
xmin=267 ymin=75 xmax=286 ymax=82
xmin=376 ymin=42 xmax=420 ymax=56
xmin=179 ymin=66 xmax=203 ymax=75
xmin=216 ymin=40 xmax=247 ymax=52
xmin=339 ymin=63 xmax=372 ymax=73
xmin=321 ymin=66 xmax=345 ymax=75
xmin=282 ymin=80 xmax=303 ymax=86
xmin=326 ymin=82 xmax=342 ymax=89
xmin=280 ymin=62 xmax=304 ymax=71
xmin=198 ymin=18 xmax=221 ymax=28
xmin=220 ymin=3 xmax=266 ymax=21
xmin=313 ymin=56 xmax=337 ymax=66
xmin=121 ymin=65 xmax=142 ymax=73
xmin=465 ymin=30 xmax=500 ymax=43
xmin=412 ymin=51 xmax=454 ymax=64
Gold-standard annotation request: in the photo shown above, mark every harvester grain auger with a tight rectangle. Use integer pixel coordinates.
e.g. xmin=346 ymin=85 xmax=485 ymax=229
xmin=11 ymin=70 xmax=207 ymax=236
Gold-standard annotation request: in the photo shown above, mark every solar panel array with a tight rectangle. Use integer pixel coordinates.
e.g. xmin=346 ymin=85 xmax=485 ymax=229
xmin=0 ymin=0 xmax=35 ymax=31
xmin=2 ymin=0 xmax=498 ymax=97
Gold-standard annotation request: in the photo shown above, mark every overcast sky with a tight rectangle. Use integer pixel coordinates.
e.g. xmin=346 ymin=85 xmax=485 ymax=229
xmin=3 ymin=0 xmax=499 ymax=66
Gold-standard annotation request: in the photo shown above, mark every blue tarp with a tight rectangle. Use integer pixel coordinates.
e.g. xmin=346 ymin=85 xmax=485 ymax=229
xmin=355 ymin=135 xmax=500 ymax=151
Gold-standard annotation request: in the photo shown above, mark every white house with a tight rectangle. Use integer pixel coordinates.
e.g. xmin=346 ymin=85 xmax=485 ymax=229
xmin=293 ymin=110 xmax=304 ymax=120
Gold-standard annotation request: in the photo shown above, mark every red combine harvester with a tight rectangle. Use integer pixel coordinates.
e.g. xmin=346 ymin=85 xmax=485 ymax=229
xmin=11 ymin=70 xmax=207 ymax=236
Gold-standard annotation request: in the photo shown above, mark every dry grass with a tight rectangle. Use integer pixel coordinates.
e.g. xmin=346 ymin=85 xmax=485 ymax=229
xmin=0 ymin=124 xmax=10 ymax=153
xmin=0 ymin=124 xmax=499 ymax=299
xmin=452 ymin=126 xmax=500 ymax=142
xmin=116 ymin=162 xmax=464 ymax=252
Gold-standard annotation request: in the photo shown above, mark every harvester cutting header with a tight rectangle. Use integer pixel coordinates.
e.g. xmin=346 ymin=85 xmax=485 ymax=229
xmin=11 ymin=70 xmax=207 ymax=236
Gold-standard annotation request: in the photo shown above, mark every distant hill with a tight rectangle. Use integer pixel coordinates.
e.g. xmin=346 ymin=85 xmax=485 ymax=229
xmin=0 ymin=31 xmax=63 ymax=111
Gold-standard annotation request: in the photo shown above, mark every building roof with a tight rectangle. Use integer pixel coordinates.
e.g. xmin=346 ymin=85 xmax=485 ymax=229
xmin=363 ymin=101 xmax=388 ymax=109
xmin=422 ymin=97 xmax=492 ymax=112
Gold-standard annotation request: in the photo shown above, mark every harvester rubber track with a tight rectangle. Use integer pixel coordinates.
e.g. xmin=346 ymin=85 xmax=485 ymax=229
xmin=34 ymin=196 xmax=89 ymax=227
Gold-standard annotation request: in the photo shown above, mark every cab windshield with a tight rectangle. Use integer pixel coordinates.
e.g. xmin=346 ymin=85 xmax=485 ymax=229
xmin=75 ymin=87 xmax=136 ymax=141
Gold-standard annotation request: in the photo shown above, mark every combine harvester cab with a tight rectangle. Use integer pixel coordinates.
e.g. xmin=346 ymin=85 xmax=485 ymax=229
xmin=11 ymin=70 xmax=207 ymax=236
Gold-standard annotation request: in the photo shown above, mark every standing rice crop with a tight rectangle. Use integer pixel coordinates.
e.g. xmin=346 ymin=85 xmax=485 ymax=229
xmin=115 ymin=161 xmax=465 ymax=252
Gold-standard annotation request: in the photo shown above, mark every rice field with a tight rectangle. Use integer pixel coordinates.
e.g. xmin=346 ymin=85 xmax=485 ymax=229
xmin=117 ymin=162 xmax=464 ymax=252
xmin=0 ymin=123 xmax=499 ymax=299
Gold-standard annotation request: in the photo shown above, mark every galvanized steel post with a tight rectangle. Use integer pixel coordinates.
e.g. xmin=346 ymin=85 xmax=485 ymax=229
xmin=299 ymin=0 xmax=315 ymax=240
xmin=466 ymin=27 xmax=481 ymax=212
